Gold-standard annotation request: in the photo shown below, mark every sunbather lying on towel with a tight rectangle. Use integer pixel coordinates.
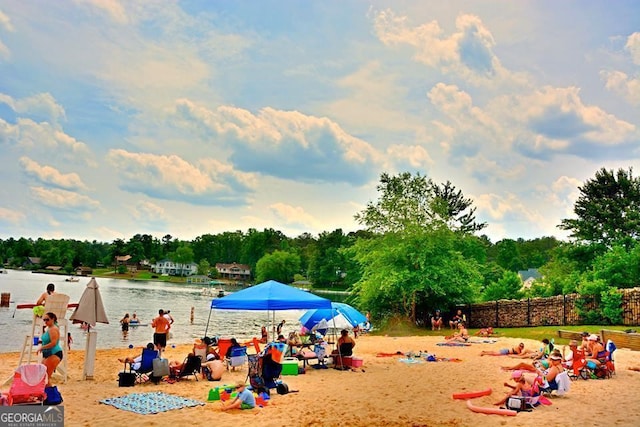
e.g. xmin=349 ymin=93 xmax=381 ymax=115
xmin=480 ymin=342 xmax=527 ymax=356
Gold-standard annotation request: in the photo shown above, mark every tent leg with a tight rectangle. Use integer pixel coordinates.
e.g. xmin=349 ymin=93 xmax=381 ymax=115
xmin=204 ymin=309 xmax=213 ymax=339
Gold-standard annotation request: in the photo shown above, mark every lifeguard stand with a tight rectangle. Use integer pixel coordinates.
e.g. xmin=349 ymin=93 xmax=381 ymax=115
xmin=18 ymin=294 xmax=71 ymax=384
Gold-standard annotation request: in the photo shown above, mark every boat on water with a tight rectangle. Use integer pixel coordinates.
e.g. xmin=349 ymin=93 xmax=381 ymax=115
xmin=201 ymin=287 xmax=225 ymax=298
xmin=65 ymin=277 xmax=79 ymax=282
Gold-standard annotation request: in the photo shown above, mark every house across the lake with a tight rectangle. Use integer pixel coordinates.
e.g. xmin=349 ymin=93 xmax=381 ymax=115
xmin=215 ymin=262 xmax=251 ymax=281
xmin=152 ymin=259 xmax=198 ymax=276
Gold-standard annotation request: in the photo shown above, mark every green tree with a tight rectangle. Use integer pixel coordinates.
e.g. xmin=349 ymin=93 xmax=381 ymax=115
xmin=198 ymin=259 xmax=211 ymax=277
xmin=350 ymin=227 xmax=482 ymax=322
xmin=495 ymin=239 xmax=524 ymax=272
xmin=255 ymin=250 xmax=301 ymax=283
xmin=431 ymin=180 xmax=487 ymax=233
xmin=173 ymin=244 xmax=195 ymax=276
xmin=354 ymin=172 xmax=436 ymax=233
xmin=559 ymin=167 xmax=640 ymax=247
xmin=482 ymin=271 xmax=524 ymax=301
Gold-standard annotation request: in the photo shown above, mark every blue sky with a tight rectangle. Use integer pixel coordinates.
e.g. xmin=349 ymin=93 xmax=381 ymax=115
xmin=0 ymin=1 xmax=638 ymax=243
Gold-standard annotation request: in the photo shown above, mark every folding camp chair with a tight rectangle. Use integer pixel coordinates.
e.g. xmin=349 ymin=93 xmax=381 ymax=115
xmin=131 ymin=348 xmax=159 ymax=384
xmin=226 ymin=346 xmax=248 ymax=371
xmin=171 ymin=354 xmax=201 ymax=381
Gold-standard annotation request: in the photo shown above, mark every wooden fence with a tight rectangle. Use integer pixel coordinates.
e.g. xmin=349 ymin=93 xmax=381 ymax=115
xmin=456 ymin=287 xmax=640 ymax=328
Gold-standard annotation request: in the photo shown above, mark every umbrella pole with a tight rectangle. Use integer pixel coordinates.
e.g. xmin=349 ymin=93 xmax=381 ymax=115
xmin=204 ymin=307 xmax=213 ymax=339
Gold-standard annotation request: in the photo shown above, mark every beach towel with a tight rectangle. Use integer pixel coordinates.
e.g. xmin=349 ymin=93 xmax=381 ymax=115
xmin=398 ymin=358 xmax=423 ymax=364
xmin=376 ymin=351 xmax=404 ymax=357
xmin=467 ymin=339 xmax=498 ymax=344
xmin=100 ymin=392 xmax=205 ymax=414
xmin=436 ymin=342 xmax=471 ymax=347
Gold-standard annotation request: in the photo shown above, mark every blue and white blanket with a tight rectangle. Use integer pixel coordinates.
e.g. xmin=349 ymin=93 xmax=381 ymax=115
xmin=100 ymin=392 xmax=205 ymax=414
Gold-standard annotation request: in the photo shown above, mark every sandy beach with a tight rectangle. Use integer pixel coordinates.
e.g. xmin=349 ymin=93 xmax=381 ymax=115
xmin=1 ymin=334 xmax=638 ymax=427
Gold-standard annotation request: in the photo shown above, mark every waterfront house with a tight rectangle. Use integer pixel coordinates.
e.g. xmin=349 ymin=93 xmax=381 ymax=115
xmin=215 ymin=262 xmax=251 ymax=281
xmin=152 ymin=259 xmax=198 ymax=276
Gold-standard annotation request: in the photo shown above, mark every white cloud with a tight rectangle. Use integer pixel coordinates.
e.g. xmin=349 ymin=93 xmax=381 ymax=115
xmin=30 ymin=186 xmax=100 ymax=211
xmin=19 ymin=157 xmax=88 ymax=190
xmin=626 ymin=32 xmax=640 ymax=65
xmin=6 ymin=118 xmax=93 ymax=158
xmin=0 ymin=92 xmax=66 ymax=123
xmin=0 ymin=9 xmax=13 ymax=59
xmin=173 ymin=100 xmax=383 ymax=185
xmin=73 ymin=0 xmax=129 ymax=24
xmin=386 ymin=144 xmax=433 ymax=169
xmin=269 ymin=203 xmax=317 ymax=229
xmin=601 ymin=70 xmax=640 ymax=106
xmin=372 ymin=10 xmax=522 ymax=85
xmin=106 ymin=149 xmax=256 ymax=206
xmin=0 ymin=9 xmax=13 ymax=31
xmin=0 ymin=207 xmax=25 ymax=224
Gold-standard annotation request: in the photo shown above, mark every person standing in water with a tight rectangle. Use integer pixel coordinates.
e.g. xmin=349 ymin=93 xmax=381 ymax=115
xmin=120 ymin=313 xmax=130 ymax=338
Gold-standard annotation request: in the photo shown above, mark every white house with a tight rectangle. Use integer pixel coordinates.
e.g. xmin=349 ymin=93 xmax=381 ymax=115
xmin=152 ymin=259 xmax=198 ymax=276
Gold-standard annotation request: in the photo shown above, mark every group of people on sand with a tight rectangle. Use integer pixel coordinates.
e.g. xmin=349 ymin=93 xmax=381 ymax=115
xmin=484 ymin=333 xmax=619 ymax=406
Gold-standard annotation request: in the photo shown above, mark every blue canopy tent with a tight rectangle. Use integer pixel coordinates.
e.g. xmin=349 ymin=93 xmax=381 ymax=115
xmin=206 ymin=280 xmax=332 ymax=341
xmin=299 ymin=302 xmax=367 ymax=331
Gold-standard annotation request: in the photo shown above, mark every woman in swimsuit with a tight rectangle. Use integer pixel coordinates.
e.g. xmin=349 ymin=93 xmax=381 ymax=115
xmin=481 ymin=342 xmax=525 ymax=356
xmin=37 ymin=312 xmax=63 ymax=387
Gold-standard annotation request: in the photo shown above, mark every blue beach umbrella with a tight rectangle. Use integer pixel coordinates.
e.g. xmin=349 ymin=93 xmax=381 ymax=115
xmin=299 ymin=302 xmax=367 ymax=331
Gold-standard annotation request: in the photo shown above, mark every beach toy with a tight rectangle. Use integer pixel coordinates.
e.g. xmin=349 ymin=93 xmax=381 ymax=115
xmin=128 ymin=344 xmax=134 ymax=349
xmin=452 ymin=388 xmax=492 ymax=400
xmin=466 ymin=399 xmax=517 ymax=416
xmin=208 ymin=388 xmax=220 ymax=401
xmin=33 ymin=306 xmax=45 ymax=317
xmin=260 ymin=392 xmax=270 ymax=401
xmin=219 ymin=391 xmax=230 ymax=401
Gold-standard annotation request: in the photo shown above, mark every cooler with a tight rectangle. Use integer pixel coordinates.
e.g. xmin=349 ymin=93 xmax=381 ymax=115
xmin=351 ymin=357 xmax=363 ymax=367
xmin=281 ymin=357 xmax=299 ymax=376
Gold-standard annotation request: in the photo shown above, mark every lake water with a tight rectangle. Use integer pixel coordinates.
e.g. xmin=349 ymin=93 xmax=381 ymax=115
xmin=0 ymin=270 xmax=339 ymax=353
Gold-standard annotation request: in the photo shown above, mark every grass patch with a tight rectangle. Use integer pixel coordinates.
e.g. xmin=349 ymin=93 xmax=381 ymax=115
xmin=372 ymin=317 xmax=631 ymax=344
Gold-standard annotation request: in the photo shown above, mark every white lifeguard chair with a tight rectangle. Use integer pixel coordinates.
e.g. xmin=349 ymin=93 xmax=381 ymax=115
xmin=20 ymin=294 xmax=71 ymax=383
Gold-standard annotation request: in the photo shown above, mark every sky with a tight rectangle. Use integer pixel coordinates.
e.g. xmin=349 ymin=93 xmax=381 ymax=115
xmin=0 ymin=1 xmax=639 ymax=244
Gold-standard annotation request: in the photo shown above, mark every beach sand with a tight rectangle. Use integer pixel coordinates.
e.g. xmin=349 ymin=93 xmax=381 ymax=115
xmin=1 ymin=335 xmax=638 ymax=427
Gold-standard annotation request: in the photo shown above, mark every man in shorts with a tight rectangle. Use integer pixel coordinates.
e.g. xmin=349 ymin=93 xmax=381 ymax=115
xmin=151 ymin=309 xmax=170 ymax=355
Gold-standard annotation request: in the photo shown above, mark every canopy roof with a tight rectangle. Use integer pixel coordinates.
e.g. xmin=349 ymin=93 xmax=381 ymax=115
xmin=210 ymin=280 xmax=331 ymax=311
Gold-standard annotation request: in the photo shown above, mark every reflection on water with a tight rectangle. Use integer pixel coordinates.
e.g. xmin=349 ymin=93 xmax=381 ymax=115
xmin=0 ymin=270 xmax=348 ymax=353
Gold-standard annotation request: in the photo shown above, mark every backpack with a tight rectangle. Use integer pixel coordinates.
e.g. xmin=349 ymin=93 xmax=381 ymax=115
xmin=506 ymin=396 xmax=527 ymax=412
xmin=44 ymin=386 xmax=63 ymax=405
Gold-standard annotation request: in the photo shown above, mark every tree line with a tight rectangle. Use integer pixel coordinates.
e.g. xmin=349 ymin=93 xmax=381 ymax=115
xmin=2 ymin=167 xmax=638 ymax=325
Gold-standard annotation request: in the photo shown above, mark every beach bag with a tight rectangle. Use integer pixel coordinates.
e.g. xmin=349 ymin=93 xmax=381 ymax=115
xmin=118 ymin=371 xmax=136 ymax=387
xmin=43 ymin=386 xmax=63 ymax=405
xmin=152 ymin=358 xmax=170 ymax=378
xmin=276 ymin=382 xmax=289 ymax=395
xmin=506 ymin=396 xmax=526 ymax=412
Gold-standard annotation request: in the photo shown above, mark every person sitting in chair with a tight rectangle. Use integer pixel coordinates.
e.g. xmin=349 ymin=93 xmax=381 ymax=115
xmin=331 ymin=329 xmax=356 ymax=357
xmin=225 ymin=338 xmax=242 ymax=358
xmin=118 ymin=343 xmax=156 ymax=370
